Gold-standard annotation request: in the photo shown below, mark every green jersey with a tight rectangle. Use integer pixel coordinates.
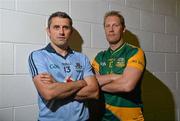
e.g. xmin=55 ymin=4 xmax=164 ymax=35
xmin=92 ymin=42 xmax=145 ymax=121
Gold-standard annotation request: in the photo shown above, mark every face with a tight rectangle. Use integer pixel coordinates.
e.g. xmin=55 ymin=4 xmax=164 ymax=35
xmin=47 ymin=17 xmax=72 ymax=48
xmin=104 ymin=15 xmax=125 ymax=45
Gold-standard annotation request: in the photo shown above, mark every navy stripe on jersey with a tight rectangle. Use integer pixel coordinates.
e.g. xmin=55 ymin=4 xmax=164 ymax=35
xmin=28 ymin=52 xmax=38 ymax=77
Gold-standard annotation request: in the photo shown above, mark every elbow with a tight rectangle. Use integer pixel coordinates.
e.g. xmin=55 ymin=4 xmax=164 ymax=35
xmin=41 ymin=90 xmax=55 ymax=101
xmin=122 ymin=84 xmax=135 ymax=93
xmin=94 ymin=88 xmax=100 ymax=99
xmin=90 ymin=86 xmax=99 ymax=99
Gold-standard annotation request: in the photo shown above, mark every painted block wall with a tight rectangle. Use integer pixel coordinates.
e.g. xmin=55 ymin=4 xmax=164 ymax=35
xmin=0 ymin=0 xmax=180 ymax=121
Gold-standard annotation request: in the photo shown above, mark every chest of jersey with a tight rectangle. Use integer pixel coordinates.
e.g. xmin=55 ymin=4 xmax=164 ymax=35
xmin=99 ymin=53 xmax=127 ymax=75
xmin=45 ymin=53 xmax=84 ymax=82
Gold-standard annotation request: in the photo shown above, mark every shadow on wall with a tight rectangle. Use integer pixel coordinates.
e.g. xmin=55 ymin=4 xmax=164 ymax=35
xmin=124 ymin=30 xmax=175 ymax=121
xmin=69 ymin=28 xmax=83 ymax=52
xmin=69 ymin=28 xmax=175 ymax=120
xmin=142 ymin=70 xmax=175 ymax=121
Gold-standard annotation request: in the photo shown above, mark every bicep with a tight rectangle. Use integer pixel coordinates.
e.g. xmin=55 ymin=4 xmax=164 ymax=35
xmin=122 ymin=66 xmax=143 ymax=88
xmin=32 ymin=75 xmax=46 ymax=97
xmin=32 ymin=75 xmax=49 ymax=98
xmin=33 ymin=73 xmax=59 ymax=101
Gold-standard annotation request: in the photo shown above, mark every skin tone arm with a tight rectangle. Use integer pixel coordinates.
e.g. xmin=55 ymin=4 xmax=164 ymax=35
xmin=33 ymin=73 xmax=99 ymax=101
xmin=96 ymin=66 xmax=143 ymax=93
xmin=74 ymin=75 xmax=99 ymax=100
xmin=33 ymin=73 xmax=87 ymax=101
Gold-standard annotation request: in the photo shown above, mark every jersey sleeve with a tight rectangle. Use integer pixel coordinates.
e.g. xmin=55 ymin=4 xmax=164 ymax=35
xmin=91 ymin=51 xmax=104 ymax=73
xmin=83 ymin=55 xmax=95 ymax=78
xmin=92 ymin=59 xmax=99 ymax=73
xmin=127 ymin=48 xmax=145 ymax=71
xmin=28 ymin=51 xmax=48 ymax=78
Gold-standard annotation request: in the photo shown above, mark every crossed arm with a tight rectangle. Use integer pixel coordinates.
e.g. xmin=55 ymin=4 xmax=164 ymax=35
xmin=33 ymin=73 xmax=99 ymax=101
xmin=95 ymin=66 xmax=143 ymax=93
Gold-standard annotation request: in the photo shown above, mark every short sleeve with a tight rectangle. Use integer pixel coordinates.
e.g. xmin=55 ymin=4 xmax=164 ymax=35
xmin=83 ymin=55 xmax=94 ymax=78
xmin=127 ymin=48 xmax=145 ymax=71
xmin=91 ymin=51 xmax=105 ymax=73
xmin=28 ymin=51 xmax=48 ymax=78
xmin=92 ymin=59 xmax=100 ymax=73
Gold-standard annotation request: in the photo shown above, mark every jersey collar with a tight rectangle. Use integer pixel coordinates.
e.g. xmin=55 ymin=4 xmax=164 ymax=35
xmin=44 ymin=43 xmax=74 ymax=58
xmin=108 ymin=42 xmax=126 ymax=56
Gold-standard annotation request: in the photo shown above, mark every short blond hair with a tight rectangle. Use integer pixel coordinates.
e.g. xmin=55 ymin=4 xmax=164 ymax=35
xmin=104 ymin=10 xmax=125 ymax=28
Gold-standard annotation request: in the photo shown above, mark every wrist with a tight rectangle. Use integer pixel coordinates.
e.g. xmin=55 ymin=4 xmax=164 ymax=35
xmin=77 ymin=80 xmax=87 ymax=87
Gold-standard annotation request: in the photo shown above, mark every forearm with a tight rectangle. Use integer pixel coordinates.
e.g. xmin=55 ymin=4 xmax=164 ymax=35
xmin=74 ymin=84 xmax=99 ymax=100
xmin=34 ymin=73 xmax=97 ymax=101
xmin=101 ymin=72 xmax=141 ymax=93
xmin=34 ymin=78 xmax=87 ymax=101
xmin=96 ymin=74 xmax=112 ymax=86
xmin=98 ymin=74 xmax=128 ymax=92
xmin=96 ymin=74 xmax=120 ymax=86
xmin=48 ymin=80 xmax=87 ymax=99
xmin=101 ymin=81 xmax=127 ymax=93
xmin=74 ymin=76 xmax=99 ymax=100
xmin=96 ymin=67 xmax=144 ymax=93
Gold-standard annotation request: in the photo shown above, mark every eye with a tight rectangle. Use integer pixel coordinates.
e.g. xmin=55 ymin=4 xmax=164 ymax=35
xmin=63 ymin=25 xmax=71 ymax=30
xmin=113 ymin=24 xmax=120 ymax=28
xmin=53 ymin=25 xmax=60 ymax=30
xmin=115 ymin=24 xmax=119 ymax=27
xmin=105 ymin=24 xmax=110 ymax=28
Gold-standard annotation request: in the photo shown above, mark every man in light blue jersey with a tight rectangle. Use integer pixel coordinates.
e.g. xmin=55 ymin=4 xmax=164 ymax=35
xmin=28 ymin=11 xmax=99 ymax=121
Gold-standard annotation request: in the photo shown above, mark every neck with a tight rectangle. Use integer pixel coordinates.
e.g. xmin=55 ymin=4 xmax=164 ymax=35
xmin=50 ymin=43 xmax=68 ymax=57
xmin=110 ymin=39 xmax=124 ymax=51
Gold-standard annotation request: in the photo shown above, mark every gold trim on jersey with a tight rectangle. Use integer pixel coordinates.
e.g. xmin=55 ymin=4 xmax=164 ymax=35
xmin=106 ymin=103 xmax=144 ymax=121
xmin=127 ymin=48 xmax=145 ymax=71
xmin=92 ymin=59 xmax=99 ymax=72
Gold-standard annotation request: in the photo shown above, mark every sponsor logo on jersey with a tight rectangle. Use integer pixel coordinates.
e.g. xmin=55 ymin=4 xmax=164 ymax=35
xmin=75 ymin=63 xmax=83 ymax=72
xmin=108 ymin=58 xmax=114 ymax=68
xmin=49 ymin=64 xmax=60 ymax=69
xmin=100 ymin=62 xmax=106 ymax=66
xmin=116 ymin=58 xmax=125 ymax=67
xmin=131 ymin=59 xmax=144 ymax=66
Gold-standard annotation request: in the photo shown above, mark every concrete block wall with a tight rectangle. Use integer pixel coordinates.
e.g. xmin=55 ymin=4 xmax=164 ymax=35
xmin=0 ymin=0 xmax=179 ymax=121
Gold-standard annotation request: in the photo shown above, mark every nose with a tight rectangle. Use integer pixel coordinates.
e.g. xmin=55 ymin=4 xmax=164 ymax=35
xmin=59 ymin=27 xmax=64 ymax=35
xmin=109 ymin=26 xmax=114 ymax=32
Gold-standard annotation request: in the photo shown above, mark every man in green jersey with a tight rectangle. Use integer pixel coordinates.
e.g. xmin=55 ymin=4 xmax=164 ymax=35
xmin=92 ymin=11 xmax=145 ymax=121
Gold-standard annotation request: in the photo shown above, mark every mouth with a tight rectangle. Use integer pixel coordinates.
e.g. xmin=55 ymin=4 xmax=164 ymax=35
xmin=108 ymin=33 xmax=115 ymax=36
xmin=108 ymin=34 xmax=115 ymax=37
xmin=57 ymin=37 xmax=65 ymax=39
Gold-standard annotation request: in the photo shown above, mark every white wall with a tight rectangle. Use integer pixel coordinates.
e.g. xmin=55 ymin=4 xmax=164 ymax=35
xmin=0 ymin=0 xmax=180 ymax=121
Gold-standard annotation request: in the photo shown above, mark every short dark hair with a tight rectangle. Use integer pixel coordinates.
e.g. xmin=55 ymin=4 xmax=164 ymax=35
xmin=104 ymin=10 xmax=125 ymax=28
xmin=48 ymin=11 xmax=73 ymax=29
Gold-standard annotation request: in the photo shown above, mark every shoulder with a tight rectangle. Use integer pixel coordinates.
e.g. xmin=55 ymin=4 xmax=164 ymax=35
xmin=29 ymin=48 xmax=46 ymax=60
xmin=95 ymin=50 xmax=106 ymax=60
xmin=73 ymin=51 xmax=87 ymax=58
xmin=126 ymin=44 xmax=145 ymax=70
xmin=72 ymin=51 xmax=90 ymax=63
xmin=97 ymin=50 xmax=106 ymax=56
xmin=125 ymin=43 xmax=144 ymax=56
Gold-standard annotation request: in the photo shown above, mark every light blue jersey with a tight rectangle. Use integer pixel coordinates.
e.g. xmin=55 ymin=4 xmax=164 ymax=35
xmin=28 ymin=43 xmax=94 ymax=121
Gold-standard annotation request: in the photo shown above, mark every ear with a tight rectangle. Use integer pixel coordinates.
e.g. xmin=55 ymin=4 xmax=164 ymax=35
xmin=123 ymin=27 xmax=126 ymax=33
xmin=70 ymin=27 xmax=74 ymax=35
xmin=46 ymin=27 xmax=50 ymax=37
